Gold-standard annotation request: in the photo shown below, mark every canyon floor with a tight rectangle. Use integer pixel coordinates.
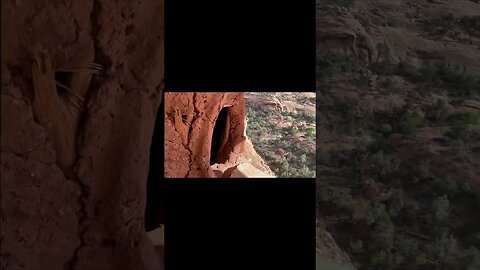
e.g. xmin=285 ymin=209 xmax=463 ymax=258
xmin=316 ymin=0 xmax=480 ymax=269
xmin=245 ymin=92 xmax=316 ymax=178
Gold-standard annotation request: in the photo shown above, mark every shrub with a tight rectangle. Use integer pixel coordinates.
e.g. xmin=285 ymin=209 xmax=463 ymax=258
xmin=428 ymin=99 xmax=449 ymax=125
xmin=458 ymin=16 xmax=480 ymax=37
xmin=414 ymin=159 xmax=431 ymax=181
xmin=316 ymin=51 xmax=363 ymax=83
xmin=431 ymin=177 xmax=459 ymax=197
xmin=436 ymin=64 xmax=480 ymax=97
xmin=299 ymin=111 xmax=316 ymax=123
xmin=369 ymin=249 xmax=393 ymax=269
xmin=387 ymin=188 xmax=404 ymax=216
xmin=421 ymin=13 xmax=480 ymax=38
xmin=318 ymin=186 xmax=354 ymax=214
xmin=305 ymin=127 xmax=315 ymax=137
xmin=446 ymin=112 xmax=480 ymax=126
xmin=449 ymin=139 xmax=471 ymax=161
xmin=395 ymin=235 xmax=419 ymax=258
xmin=371 ymin=58 xmax=480 ymax=97
xmin=370 ymin=150 xmax=401 ymax=178
xmin=378 ymin=123 xmax=393 ymax=135
xmin=399 ymin=110 xmax=423 ymax=137
xmin=432 ymin=195 xmax=450 ymax=222
xmin=350 ymin=239 xmax=364 ymax=254
xmin=382 ymin=76 xmax=396 ymax=91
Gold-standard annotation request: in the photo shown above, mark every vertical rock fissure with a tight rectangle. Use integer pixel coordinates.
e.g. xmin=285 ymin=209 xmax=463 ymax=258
xmin=185 ymin=93 xmax=198 ymax=177
xmin=91 ymin=0 xmax=113 ymax=74
xmin=65 ymin=1 xmax=106 ymax=269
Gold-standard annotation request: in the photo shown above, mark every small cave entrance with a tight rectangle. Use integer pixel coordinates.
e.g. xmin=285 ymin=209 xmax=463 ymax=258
xmin=210 ymin=106 xmax=231 ymax=165
xmin=144 ymin=97 xmax=165 ymax=232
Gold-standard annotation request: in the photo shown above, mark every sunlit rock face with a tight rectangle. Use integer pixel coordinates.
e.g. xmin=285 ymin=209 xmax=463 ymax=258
xmin=164 ymin=92 xmax=275 ymax=178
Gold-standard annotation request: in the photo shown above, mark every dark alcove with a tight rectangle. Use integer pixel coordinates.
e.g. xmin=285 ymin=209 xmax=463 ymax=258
xmin=144 ymin=97 xmax=165 ymax=232
xmin=210 ymin=107 xmax=230 ymax=165
xmin=54 ymin=71 xmax=72 ymax=91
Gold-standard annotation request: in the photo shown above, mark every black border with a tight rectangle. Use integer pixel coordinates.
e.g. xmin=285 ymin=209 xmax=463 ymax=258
xmin=165 ymin=0 xmax=316 ymax=92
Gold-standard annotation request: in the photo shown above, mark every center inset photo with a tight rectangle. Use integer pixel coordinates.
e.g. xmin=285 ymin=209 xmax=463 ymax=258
xmin=164 ymin=92 xmax=316 ymax=178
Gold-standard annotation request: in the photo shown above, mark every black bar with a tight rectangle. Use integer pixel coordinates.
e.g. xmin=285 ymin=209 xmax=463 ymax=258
xmin=164 ymin=179 xmax=316 ymax=270
xmin=165 ymin=0 xmax=316 ymax=91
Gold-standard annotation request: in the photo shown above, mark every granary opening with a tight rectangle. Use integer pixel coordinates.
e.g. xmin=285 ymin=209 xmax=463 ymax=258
xmin=145 ymin=98 xmax=165 ymax=232
xmin=210 ymin=106 xmax=230 ymax=165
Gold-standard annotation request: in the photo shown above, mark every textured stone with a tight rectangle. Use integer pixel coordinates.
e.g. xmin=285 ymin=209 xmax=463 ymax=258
xmin=1 ymin=0 xmax=164 ymax=269
xmin=164 ymin=92 xmax=275 ymax=178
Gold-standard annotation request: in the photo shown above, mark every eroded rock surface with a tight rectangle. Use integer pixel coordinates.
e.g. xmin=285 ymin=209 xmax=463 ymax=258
xmin=164 ymin=92 xmax=275 ymax=178
xmin=1 ymin=0 xmax=164 ymax=269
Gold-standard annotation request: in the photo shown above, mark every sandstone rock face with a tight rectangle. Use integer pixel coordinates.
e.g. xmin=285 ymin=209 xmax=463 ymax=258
xmin=1 ymin=1 xmax=164 ymax=269
xmin=316 ymin=220 xmax=354 ymax=267
xmin=229 ymin=163 xmax=276 ymax=178
xmin=316 ymin=6 xmax=377 ymax=64
xmin=164 ymin=92 xmax=275 ymax=178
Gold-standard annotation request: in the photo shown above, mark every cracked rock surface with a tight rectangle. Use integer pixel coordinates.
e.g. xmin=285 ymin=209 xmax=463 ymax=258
xmin=1 ymin=0 xmax=164 ymax=269
xmin=164 ymin=92 xmax=275 ymax=178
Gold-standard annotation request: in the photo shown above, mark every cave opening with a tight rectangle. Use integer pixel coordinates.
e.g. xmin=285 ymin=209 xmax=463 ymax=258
xmin=145 ymin=97 xmax=165 ymax=233
xmin=210 ymin=107 xmax=230 ymax=165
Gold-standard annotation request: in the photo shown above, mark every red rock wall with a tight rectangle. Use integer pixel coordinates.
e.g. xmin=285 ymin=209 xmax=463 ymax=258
xmin=164 ymin=92 xmax=247 ymax=178
xmin=1 ymin=0 xmax=164 ymax=269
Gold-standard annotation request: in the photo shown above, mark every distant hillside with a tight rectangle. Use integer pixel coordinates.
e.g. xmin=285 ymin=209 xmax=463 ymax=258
xmin=316 ymin=0 xmax=480 ymax=269
xmin=245 ymin=92 xmax=316 ymax=178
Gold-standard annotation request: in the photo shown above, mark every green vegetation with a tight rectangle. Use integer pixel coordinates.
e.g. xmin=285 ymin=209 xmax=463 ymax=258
xmin=371 ymin=59 xmax=480 ymax=98
xmin=426 ymin=99 xmax=449 ymax=125
xmin=317 ymin=51 xmax=363 ymax=90
xmin=245 ymin=93 xmax=316 ymax=178
xmin=446 ymin=112 xmax=480 ymax=126
xmin=317 ymin=131 xmax=480 ymax=269
xmin=421 ymin=14 xmax=480 ymax=38
xmin=316 ymin=49 xmax=480 ymax=269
